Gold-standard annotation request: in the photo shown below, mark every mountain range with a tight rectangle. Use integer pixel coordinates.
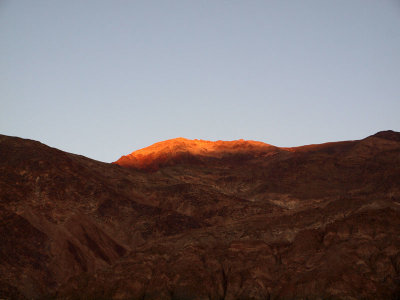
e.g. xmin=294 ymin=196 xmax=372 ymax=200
xmin=1 ymin=131 xmax=400 ymax=299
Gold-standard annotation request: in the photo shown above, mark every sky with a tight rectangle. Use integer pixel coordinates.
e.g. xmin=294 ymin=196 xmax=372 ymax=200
xmin=1 ymin=1 xmax=399 ymax=162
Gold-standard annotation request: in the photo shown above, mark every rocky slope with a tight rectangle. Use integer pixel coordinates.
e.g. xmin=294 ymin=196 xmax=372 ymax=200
xmin=1 ymin=131 xmax=400 ymax=299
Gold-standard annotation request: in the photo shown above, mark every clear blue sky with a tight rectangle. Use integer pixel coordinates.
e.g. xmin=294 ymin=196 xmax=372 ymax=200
xmin=1 ymin=1 xmax=399 ymax=162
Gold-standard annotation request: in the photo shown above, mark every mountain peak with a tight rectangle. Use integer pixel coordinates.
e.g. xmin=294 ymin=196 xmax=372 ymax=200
xmin=114 ymin=138 xmax=275 ymax=170
xmin=371 ymin=130 xmax=400 ymax=141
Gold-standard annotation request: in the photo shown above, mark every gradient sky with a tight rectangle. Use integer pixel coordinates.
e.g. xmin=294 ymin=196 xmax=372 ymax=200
xmin=1 ymin=1 xmax=399 ymax=162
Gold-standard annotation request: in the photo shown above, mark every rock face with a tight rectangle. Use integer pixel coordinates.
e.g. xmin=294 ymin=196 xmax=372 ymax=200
xmin=1 ymin=131 xmax=400 ymax=299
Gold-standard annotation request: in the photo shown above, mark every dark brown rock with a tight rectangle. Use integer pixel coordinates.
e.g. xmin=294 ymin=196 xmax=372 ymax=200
xmin=1 ymin=131 xmax=400 ymax=299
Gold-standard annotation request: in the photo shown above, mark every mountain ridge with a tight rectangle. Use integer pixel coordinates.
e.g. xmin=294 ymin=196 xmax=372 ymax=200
xmin=1 ymin=130 xmax=400 ymax=299
xmin=113 ymin=133 xmax=380 ymax=170
xmin=114 ymin=137 xmax=278 ymax=170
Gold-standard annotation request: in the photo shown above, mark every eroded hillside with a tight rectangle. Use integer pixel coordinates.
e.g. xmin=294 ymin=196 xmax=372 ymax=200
xmin=1 ymin=131 xmax=400 ymax=299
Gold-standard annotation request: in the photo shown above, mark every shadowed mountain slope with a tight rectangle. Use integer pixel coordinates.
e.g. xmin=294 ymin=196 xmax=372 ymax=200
xmin=1 ymin=131 xmax=400 ymax=299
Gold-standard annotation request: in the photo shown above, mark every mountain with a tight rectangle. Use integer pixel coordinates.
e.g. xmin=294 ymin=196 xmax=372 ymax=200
xmin=1 ymin=131 xmax=400 ymax=299
xmin=114 ymin=138 xmax=278 ymax=170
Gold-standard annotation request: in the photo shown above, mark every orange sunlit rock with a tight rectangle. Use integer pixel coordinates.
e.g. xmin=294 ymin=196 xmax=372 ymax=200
xmin=114 ymin=137 xmax=278 ymax=170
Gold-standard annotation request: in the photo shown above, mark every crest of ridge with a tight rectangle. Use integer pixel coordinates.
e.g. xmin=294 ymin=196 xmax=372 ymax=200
xmin=114 ymin=138 xmax=276 ymax=170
